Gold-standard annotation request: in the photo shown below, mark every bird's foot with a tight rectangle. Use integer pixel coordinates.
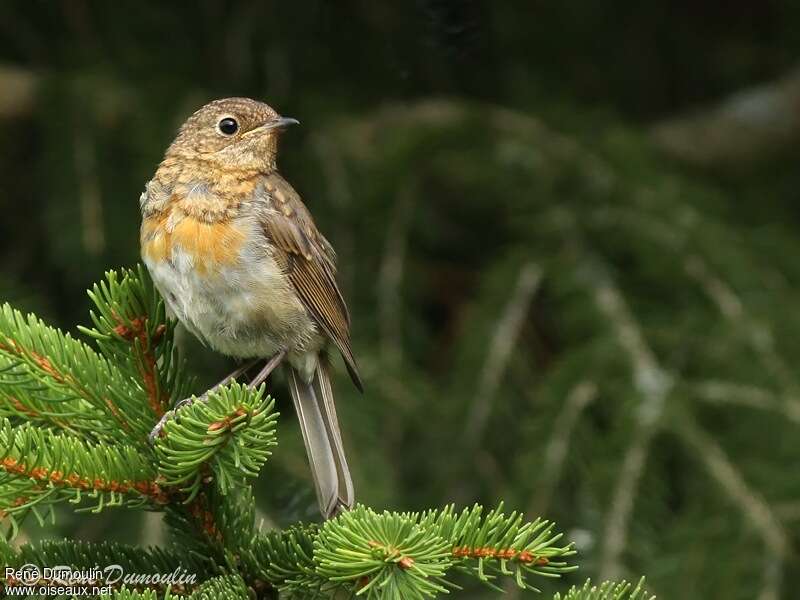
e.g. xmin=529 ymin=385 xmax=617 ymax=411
xmin=147 ymin=353 xmax=286 ymax=445
xmin=148 ymin=359 xmax=262 ymax=444
xmin=148 ymin=395 xmax=203 ymax=444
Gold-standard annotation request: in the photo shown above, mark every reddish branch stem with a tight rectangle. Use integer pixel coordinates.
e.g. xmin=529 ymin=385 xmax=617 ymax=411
xmin=0 ymin=456 xmax=168 ymax=503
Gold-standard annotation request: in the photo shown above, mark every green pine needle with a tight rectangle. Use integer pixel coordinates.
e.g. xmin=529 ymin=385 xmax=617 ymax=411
xmin=553 ymin=577 xmax=655 ymax=600
xmin=0 ymin=266 xmax=649 ymax=599
xmin=0 ymin=417 xmax=160 ymax=524
xmin=184 ymin=574 xmax=251 ymax=599
xmin=80 ymin=266 xmax=192 ymax=416
xmin=0 ymin=300 xmax=155 ymax=443
xmin=8 ymin=539 xmax=206 ymax=578
xmin=153 ymin=382 xmax=278 ymax=499
xmin=421 ymin=503 xmax=577 ymax=591
xmin=315 ymin=505 xmax=452 ymax=599
xmin=241 ymin=523 xmax=325 ymax=597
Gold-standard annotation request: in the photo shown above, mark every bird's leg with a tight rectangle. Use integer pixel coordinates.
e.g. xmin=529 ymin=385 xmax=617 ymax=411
xmin=209 ymin=358 xmax=263 ymax=393
xmin=248 ymin=350 xmax=286 ymax=388
xmin=148 ymin=357 xmax=261 ymax=444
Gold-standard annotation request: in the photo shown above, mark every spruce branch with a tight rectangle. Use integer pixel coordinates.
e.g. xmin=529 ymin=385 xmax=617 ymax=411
xmin=164 ymin=484 xmax=257 ymax=563
xmin=553 ymin=578 xmax=654 ymax=600
xmin=7 ymin=539 xmax=205 ymax=579
xmin=315 ymin=506 xmax=452 ymax=599
xmin=79 ymin=266 xmax=192 ymax=419
xmin=0 ymin=263 xmax=642 ymax=599
xmin=295 ymin=504 xmax=575 ymax=598
xmin=239 ymin=504 xmax=577 ymax=599
xmin=215 ymin=484 xmax=258 ymax=548
xmin=422 ymin=503 xmax=577 ymax=591
xmin=185 ymin=574 xmax=251 ymax=599
xmin=3 ymin=539 xmax=205 ymax=597
xmin=153 ymin=383 xmax=277 ymax=500
xmin=160 ymin=481 xmax=260 ymax=573
xmin=0 ymin=354 xmax=104 ymax=435
xmin=0 ymin=302 xmax=150 ymax=443
xmin=242 ymin=524 xmax=322 ymax=595
xmin=0 ymin=417 xmax=165 ymax=527
xmin=103 ymin=575 xmax=251 ymax=599
xmin=161 ymin=492 xmax=227 ymax=559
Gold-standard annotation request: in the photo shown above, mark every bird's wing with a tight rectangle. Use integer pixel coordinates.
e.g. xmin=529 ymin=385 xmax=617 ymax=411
xmin=258 ymin=172 xmax=363 ymax=391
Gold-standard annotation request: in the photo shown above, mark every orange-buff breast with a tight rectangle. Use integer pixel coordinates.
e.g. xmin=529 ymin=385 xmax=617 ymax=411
xmin=142 ymin=215 xmax=246 ymax=274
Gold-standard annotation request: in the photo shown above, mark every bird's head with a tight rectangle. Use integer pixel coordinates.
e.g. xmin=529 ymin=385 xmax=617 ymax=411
xmin=166 ymin=97 xmax=298 ymax=170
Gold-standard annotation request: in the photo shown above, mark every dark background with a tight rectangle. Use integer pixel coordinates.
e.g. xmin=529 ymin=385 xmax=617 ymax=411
xmin=2 ymin=2 xmax=800 ymax=598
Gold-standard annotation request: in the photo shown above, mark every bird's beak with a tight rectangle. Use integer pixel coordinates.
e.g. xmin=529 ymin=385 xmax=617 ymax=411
xmin=253 ymin=116 xmax=300 ymax=134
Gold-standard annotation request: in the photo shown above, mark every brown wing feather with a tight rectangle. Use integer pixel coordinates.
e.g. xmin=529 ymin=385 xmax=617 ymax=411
xmin=259 ymin=173 xmax=362 ymax=391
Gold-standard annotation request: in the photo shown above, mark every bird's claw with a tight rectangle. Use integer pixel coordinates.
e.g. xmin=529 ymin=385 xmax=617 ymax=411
xmin=148 ymin=396 xmax=198 ymax=444
xmin=148 ymin=410 xmax=174 ymax=444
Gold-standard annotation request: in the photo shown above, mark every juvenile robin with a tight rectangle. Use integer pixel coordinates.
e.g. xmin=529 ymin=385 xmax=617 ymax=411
xmin=139 ymin=97 xmax=361 ymax=519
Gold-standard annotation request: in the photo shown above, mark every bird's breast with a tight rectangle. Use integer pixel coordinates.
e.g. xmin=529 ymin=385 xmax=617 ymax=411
xmin=141 ymin=211 xmax=320 ymax=358
xmin=141 ymin=214 xmax=246 ymax=274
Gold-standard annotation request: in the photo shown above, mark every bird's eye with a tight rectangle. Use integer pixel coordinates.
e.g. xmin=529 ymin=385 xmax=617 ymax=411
xmin=217 ymin=117 xmax=239 ymax=136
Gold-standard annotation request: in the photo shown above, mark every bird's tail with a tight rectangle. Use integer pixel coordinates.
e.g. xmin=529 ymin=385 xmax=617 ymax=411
xmin=287 ymin=359 xmax=354 ymax=519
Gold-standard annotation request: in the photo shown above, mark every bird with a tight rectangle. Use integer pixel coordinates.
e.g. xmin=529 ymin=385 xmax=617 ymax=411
xmin=139 ymin=97 xmax=361 ymax=519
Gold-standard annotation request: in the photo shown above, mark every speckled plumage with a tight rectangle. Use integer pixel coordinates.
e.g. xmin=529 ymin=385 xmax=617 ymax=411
xmin=139 ymin=98 xmax=360 ymax=386
xmin=140 ymin=97 xmax=359 ymax=518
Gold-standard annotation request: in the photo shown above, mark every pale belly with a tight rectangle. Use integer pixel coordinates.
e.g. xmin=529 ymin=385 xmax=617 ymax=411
xmin=143 ymin=228 xmax=322 ymax=361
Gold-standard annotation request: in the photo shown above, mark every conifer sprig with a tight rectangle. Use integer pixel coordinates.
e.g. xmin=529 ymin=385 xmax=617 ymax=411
xmin=553 ymin=578 xmax=654 ymax=600
xmin=242 ymin=523 xmax=320 ymax=593
xmin=0 ymin=303 xmax=136 ymax=441
xmin=0 ymin=266 xmax=653 ymax=599
xmin=0 ymin=353 xmax=105 ymax=436
xmin=423 ymin=503 xmax=576 ymax=591
xmin=0 ymin=418 xmax=164 ymax=532
xmin=315 ymin=506 xmax=452 ymax=599
xmin=153 ymin=383 xmax=278 ymax=500
xmin=2 ymin=539 xmax=205 ymax=584
xmin=240 ymin=504 xmax=576 ymax=598
xmin=80 ymin=266 xmax=192 ymax=419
